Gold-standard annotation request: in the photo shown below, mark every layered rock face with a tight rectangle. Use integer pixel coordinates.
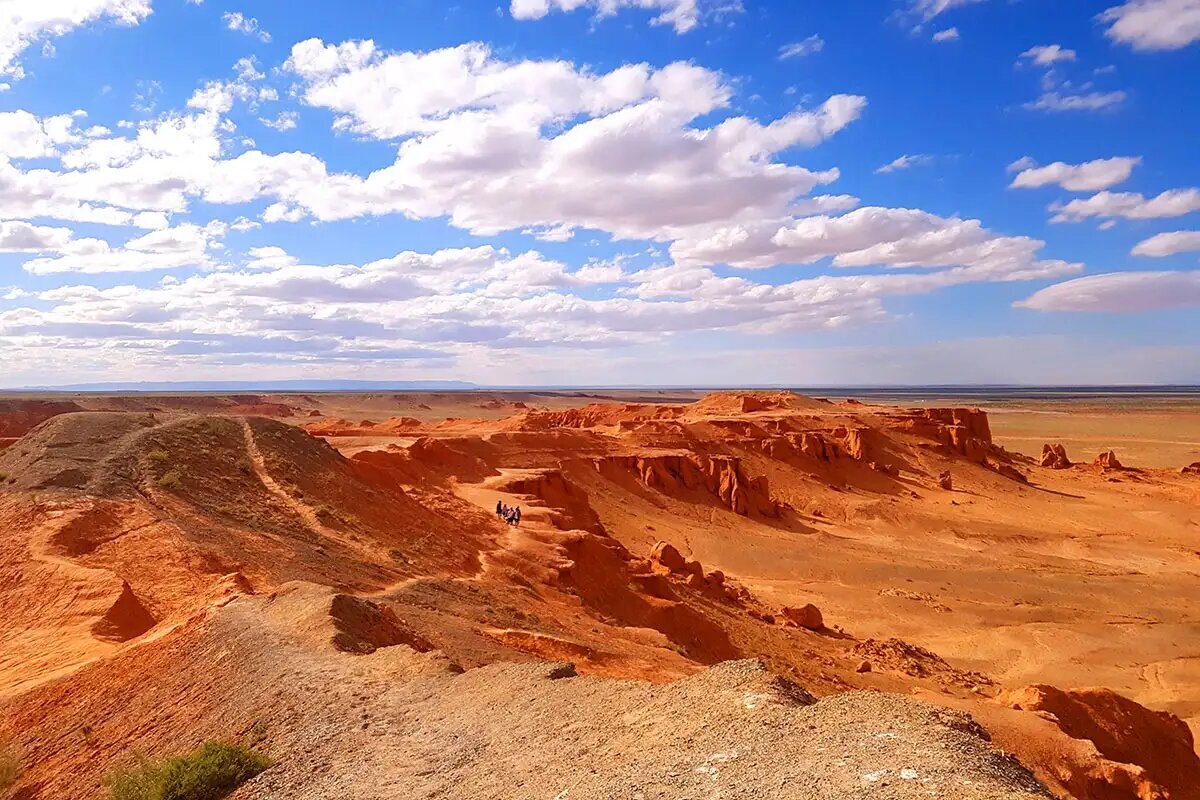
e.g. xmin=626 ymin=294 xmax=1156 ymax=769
xmin=596 ymin=453 xmax=780 ymax=517
xmin=1002 ymin=684 xmax=1200 ymax=800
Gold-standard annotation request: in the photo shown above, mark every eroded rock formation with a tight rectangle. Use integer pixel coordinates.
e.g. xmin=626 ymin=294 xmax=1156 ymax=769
xmin=1040 ymin=443 xmax=1072 ymax=470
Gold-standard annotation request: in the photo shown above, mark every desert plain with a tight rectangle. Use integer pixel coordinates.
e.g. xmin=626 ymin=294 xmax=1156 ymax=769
xmin=0 ymin=388 xmax=1198 ymax=799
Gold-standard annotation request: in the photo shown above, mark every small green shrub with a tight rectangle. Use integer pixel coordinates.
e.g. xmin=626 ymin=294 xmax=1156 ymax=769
xmin=157 ymin=470 xmax=184 ymax=490
xmin=107 ymin=741 xmax=270 ymax=800
xmin=147 ymin=450 xmax=170 ymax=464
xmin=0 ymin=744 xmax=21 ymax=792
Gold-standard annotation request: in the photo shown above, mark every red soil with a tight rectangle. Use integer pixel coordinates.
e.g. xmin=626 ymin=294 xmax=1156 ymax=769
xmin=0 ymin=391 xmax=1197 ymax=798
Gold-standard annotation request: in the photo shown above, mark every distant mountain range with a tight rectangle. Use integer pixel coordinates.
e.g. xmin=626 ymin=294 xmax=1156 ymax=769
xmin=5 ymin=380 xmax=480 ymax=393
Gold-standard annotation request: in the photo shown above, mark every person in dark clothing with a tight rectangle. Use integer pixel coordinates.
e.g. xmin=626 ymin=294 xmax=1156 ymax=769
xmin=513 ymin=507 xmax=521 ymax=526
xmin=496 ymin=499 xmax=503 ymax=516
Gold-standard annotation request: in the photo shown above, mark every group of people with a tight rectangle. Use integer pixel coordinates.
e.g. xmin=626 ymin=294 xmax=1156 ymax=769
xmin=495 ymin=500 xmax=522 ymax=527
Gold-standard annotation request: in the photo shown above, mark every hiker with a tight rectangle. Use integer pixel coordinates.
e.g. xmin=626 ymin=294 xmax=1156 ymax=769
xmin=513 ymin=507 xmax=521 ymax=526
xmin=496 ymin=499 xmax=503 ymax=516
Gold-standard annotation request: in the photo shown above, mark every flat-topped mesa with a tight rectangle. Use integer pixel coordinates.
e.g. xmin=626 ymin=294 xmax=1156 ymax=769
xmin=595 ymin=453 xmax=780 ymax=518
xmin=686 ymin=391 xmax=827 ymax=416
xmin=1040 ymin=443 xmax=1072 ymax=469
xmin=885 ymin=407 xmax=995 ymax=462
xmin=509 ymin=403 xmax=684 ymax=431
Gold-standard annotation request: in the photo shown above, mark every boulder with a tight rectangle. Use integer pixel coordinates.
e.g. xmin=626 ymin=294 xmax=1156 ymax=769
xmin=1181 ymin=462 xmax=1200 ymax=475
xmin=1094 ymin=450 xmax=1124 ymax=471
xmin=780 ymin=603 xmax=824 ymax=631
xmin=1040 ymin=443 xmax=1072 ymax=470
xmin=650 ymin=542 xmax=686 ymax=573
xmin=938 ymin=471 xmax=953 ymax=491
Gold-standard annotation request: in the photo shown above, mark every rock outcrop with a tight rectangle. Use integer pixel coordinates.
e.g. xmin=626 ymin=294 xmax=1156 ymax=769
xmin=1181 ymin=462 xmax=1200 ymax=475
xmin=596 ymin=454 xmax=780 ymax=517
xmin=1001 ymin=684 xmax=1200 ymax=800
xmin=1093 ymin=450 xmax=1124 ymax=471
xmin=1040 ymin=443 xmax=1072 ymax=470
xmin=888 ymin=407 xmax=995 ymax=463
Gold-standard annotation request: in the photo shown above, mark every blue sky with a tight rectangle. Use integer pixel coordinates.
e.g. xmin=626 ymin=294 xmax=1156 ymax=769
xmin=1 ymin=0 xmax=1198 ymax=387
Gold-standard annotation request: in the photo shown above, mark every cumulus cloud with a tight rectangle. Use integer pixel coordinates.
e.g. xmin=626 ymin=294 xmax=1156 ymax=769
xmin=0 ymin=110 xmax=86 ymax=158
xmin=0 ymin=220 xmax=75 ymax=252
xmin=0 ymin=0 xmax=151 ymax=80
xmin=1131 ymin=230 xmax=1200 ymax=257
xmin=20 ymin=221 xmax=227 ymax=275
xmin=932 ymin=27 xmax=960 ymax=41
xmin=875 ymin=154 xmax=933 ymax=174
xmin=1009 ymin=156 xmax=1141 ymax=192
xmin=276 ymin=39 xmax=866 ymax=240
xmin=509 ymin=0 xmax=740 ymax=33
xmin=1099 ymin=0 xmax=1200 ymax=52
xmin=669 ymin=207 xmax=1082 ymax=288
xmin=1051 ymin=188 xmax=1200 ymax=222
xmin=1018 ymin=44 xmax=1077 ymax=65
xmin=779 ymin=36 xmax=824 ymax=59
xmin=1017 ymin=270 xmax=1200 ymax=312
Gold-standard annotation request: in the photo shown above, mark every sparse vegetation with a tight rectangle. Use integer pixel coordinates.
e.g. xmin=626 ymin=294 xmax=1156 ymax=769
xmin=147 ymin=450 xmax=170 ymax=464
xmin=157 ymin=470 xmax=184 ymax=490
xmin=0 ymin=743 xmax=22 ymax=792
xmin=106 ymin=741 xmax=270 ymax=800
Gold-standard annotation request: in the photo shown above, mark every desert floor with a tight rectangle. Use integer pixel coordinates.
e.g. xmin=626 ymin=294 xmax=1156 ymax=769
xmin=1 ymin=388 xmax=1197 ymax=799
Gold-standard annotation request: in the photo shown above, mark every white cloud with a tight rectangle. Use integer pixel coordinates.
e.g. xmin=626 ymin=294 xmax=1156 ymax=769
xmin=779 ymin=36 xmax=825 ymax=59
xmin=245 ymin=245 xmax=298 ymax=270
xmin=222 ymin=11 xmax=271 ymax=42
xmin=669 ymin=207 xmax=1082 ymax=289
xmin=1100 ymin=0 xmax=1200 ymax=52
xmin=20 ymin=222 xmax=226 ymax=274
xmin=875 ymin=154 xmax=933 ymax=174
xmin=278 ymin=39 xmax=866 ymax=240
xmin=1023 ymin=90 xmax=1127 ymax=112
xmin=1131 ymin=230 xmax=1200 ymax=257
xmin=0 ymin=220 xmax=75 ymax=252
xmin=1018 ymin=44 xmax=1077 ymax=65
xmin=907 ymin=0 xmax=984 ymax=22
xmin=509 ymin=0 xmax=740 ymax=33
xmin=932 ymin=27 xmax=960 ymax=42
xmin=1051 ymin=188 xmax=1200 ymax=222
xmin=0 ymin=110 xmax=85 ymax=158
xmin=1017 ymin=270 xmax=1200 ymax=312
xmin=260 ymin=111 xmax=298 ymax=131
xmin=0 ymin=0 xmax=151 ymax=80
xmin=1009 ymin=156 xmax=1141 ymax=192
